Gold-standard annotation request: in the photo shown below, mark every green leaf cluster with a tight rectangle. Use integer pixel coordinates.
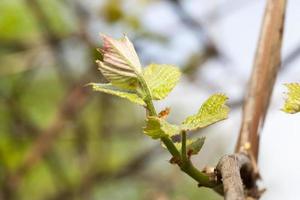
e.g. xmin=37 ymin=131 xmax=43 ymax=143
xmin=143 ymin=94 xmax=228 ymax=156
xmin=89 ymin=34 xmax=231 ymax=189
xmin=143 ymin=94 xmax=229 ymax=136
xmin=90 ymin=34 xmax=230 ymax=166
xmin=282 ymin=83 xmax=300 ymax=114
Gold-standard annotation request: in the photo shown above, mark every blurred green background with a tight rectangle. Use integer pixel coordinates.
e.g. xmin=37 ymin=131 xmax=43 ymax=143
xmin=2 ymin=0 xmax=300 ymax=200
xmin=0 ymin=0 xmax=226 ymax=199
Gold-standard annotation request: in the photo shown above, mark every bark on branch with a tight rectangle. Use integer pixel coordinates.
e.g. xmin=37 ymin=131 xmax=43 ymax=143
xmin=216 ymin=154 xmax=257 ymax=200
xmin=217 ymin=0 xmax=287 ymax=199
xmin=235 ymin=0 xmax=287 ymax=160
xmin=217 ymin=154 xmax=247 ymax=200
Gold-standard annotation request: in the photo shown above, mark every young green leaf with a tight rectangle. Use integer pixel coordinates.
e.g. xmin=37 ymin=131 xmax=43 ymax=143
xmin=90 ymin=83 xmax=145 ymax=105
xmin=282 ymin=83 xmax=300 ymax=114
xmin=143 ymin=64 xmax=181 ymax=100
xmin=97 ymin=34 xmax=142 ymax=89
xmin=172 ymin=137 xmax=205 ymax=156
xmin=181 ymin=94 xmax=229 ymax=131
xmin=186 ymin=137 xmax=205 ymax=156
xmin=143 ymin=117 xmax=180 ymax=139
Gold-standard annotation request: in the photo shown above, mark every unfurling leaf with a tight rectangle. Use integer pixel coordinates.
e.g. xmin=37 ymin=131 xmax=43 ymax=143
xmin=90 ymin=83 xmax=145 ymax=105
xmin=186 ymin=137 xmax=205 ymax=156
xmin=182 ymin=94 xmax=229 ymax=131
xmin=97 ymin=34 xmax=142 ymax=89
xmin=143 ymin=117 xmax=180 ymax=139
xmin=172 ymin=137 xmax=205 ymax=156
xmin=143 ymin=64 xmax=181 ymax=100
xmin=282 ymin=83 xmax=300 ymax=114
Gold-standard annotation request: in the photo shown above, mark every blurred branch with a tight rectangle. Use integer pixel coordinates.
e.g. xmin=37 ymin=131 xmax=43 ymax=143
xmin=282 ymin=41 xmax=300 ymax=71
xmin=72 ymin=1 xmax=95 ymax=48
xmin=13 ymin=0 xmax=99 ymax=179
xmin=235 ymin=0 xmax=287 ymax=161
xmin=5 ymin=69 xmax=40 ymax=138
xmin=5 ymin=0 xmax=106 ymax=192
xmin=48 ymin=145 xmax=160 ymax=200
xmin=1 ymin=2 xmax=102 ymax=197
xmin=203 ymin=0 xmax=255 ymax=24
xmin=182 ymin=45 xmax=217 ymax=76
xmin=24 ymin=83 xmax=90 ymax=170
xmin=24 ymin=0 xmax=74 ymax=84
xmin=7 ymin=81 xmax=92 ymax=190
xmin=168 ymin=0 xmax=221 ymax=73
xmin=168 ymin=0 xmax=214 ymax=44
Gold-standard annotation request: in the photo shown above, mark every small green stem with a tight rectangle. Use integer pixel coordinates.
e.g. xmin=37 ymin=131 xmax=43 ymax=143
xmin=140 ymin=75 xmax=180 ymax=158
xmin=139 ymin=75 xmax=217 ymax=188
xmin=144 ymin=98 xmax=157 ymax=116
xmin=138 ymin=75 xmax=157 ymax=116
xmin=180 ymin=161 xmax=216 ymax=187
xmin=161 ymin=136 xmax=181 ymax=158
xmin=179 ymin=131 xmax=216 ymax=187
xmin=181 ymin=130 xmax=187 ymax=162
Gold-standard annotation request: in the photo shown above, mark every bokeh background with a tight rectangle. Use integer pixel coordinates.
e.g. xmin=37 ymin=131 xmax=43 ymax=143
xmin=1 ymin=0 xmax=300 ymax=200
